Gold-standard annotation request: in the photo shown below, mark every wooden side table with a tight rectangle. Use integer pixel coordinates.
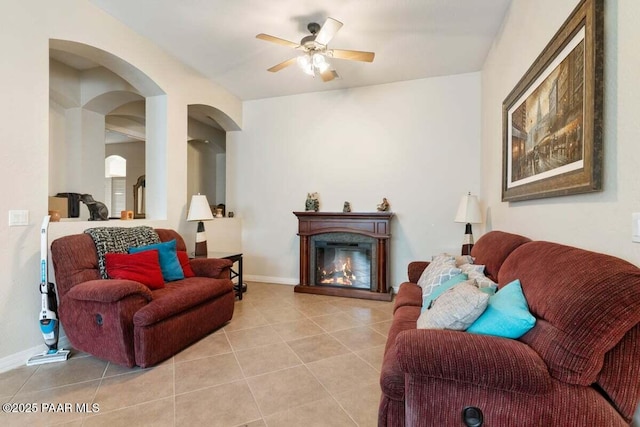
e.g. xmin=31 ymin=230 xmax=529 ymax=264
xmin=208 ymin=251 xmax=245 ymax=300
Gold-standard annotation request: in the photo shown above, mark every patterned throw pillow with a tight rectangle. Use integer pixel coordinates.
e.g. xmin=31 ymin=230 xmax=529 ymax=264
xmin=430 ymin=254 xmax=455 ymax=265
xmin=417 ymin=255 xmax=462 ymax=298
xmin=460 ymin=263 xmax=485 ymax=274
xmin=421 ymin=273 xmax=469 ymax=313
xmin=85 ymin=226 xmax=161 ymax=279
xmin=458 ymin=262 xmax=498 ymax=290
xmin=433 ymin=253 xmax=475 ymax=267
xmin=417 ymin=281 xmax=490 ymax=330
xmin=454 ymin=254 xmax=475 ymax=267
xmin=467 ymin=270 xmax=498 ymax=291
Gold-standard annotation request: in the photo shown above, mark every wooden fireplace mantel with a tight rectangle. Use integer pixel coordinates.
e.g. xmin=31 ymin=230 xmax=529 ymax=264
xmin=293 ymin=211 xmax=394 ymax=301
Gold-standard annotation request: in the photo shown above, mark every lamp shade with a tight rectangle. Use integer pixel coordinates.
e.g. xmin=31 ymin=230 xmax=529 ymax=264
xmin=187 ymin=194 xmax=214 ymax=222
xmin=454 ymin=193 xmax=482 ymax=224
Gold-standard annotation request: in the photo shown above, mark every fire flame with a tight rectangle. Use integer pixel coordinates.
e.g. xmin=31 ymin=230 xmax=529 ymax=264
xmin=319 ymin=256 xmax=356 ymax=286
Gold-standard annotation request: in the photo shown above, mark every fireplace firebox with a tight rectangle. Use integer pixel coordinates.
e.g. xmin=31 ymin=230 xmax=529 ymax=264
xmin=313 ymin=235 xmax=374 ymax=289
xmin=294 ymin=211 xmax=393 ymax=301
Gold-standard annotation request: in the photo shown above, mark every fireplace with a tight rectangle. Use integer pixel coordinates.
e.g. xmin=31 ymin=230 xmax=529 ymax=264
xmin=294 ymin=211 xmax=393 ymax=301
xmin=312 ymin=234 xmax=375 ymax=289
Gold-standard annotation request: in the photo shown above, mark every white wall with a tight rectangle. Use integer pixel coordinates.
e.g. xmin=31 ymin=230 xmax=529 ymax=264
xmin=49 ymin=100 xmax=68 ymax=195
xmin=0 ymin=0 xmax=242 ymax=368
xmin=187 ymin=140 xmax=217 ymax=204
xmin=484 ymin=3 xmax=640 ymax=421
xmin=481 ymin=0 xmax=640 ymax=265
xmin=228 ymin=73 xmax=482 ymax=288
xmin=216 ymin=153 xmax=226 ymax=205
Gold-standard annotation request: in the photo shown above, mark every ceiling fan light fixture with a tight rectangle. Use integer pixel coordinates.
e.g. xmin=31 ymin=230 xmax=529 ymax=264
xmin=258 ymin=17 xmax=371 ymax=82
xmin=297 ymin=55 xmax=314 ymax=76
xmin=313 ymin=53 xmax=331 ymax=73
xmin=296 ymin=52 xmax=331 ymax=77
xmin=302 ymin=65 xmax=315 ymax=76
xmin=312 ymin=53 xmax=325 ymax=67
xmin=297 ymin=54 xmax=310 ymax=68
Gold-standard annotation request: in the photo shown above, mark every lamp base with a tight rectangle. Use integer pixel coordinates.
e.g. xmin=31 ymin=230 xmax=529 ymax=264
xmin=194 ymin=221 xmax=208 ymax=257
xmin=461 ymin=223 xmax=474 ymax=256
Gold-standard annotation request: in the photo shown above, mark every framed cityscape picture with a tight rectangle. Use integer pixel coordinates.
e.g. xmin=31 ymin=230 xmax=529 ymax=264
xmin=502 ymin=0 xmax=604 ymax=202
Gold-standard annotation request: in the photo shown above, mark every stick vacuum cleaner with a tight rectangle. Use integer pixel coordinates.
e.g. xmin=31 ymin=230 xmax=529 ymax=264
xmin=26 ymin=215 xmax=70 ymax=366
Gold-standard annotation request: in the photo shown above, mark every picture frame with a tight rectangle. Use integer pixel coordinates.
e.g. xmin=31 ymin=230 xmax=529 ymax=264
xmin=502 ymin=0 xmax=604 ymax=202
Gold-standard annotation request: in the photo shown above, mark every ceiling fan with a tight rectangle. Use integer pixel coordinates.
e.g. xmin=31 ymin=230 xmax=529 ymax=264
xmin=256 ymin=17 xmax=375 ymax=82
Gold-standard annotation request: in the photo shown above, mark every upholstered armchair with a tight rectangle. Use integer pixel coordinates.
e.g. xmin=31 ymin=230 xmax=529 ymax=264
xmin=51 ymin=228 xmax=235 ymax=367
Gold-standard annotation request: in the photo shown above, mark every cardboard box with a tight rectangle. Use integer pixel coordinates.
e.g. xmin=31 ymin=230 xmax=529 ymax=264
xmin=48 ymin=196 xmax=68 ymax=218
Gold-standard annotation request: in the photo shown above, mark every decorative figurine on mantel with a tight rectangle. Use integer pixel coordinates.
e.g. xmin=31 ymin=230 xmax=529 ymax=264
xmin=343 ymin=201 xmax=351 ymax=213
xmin=377 ymin=197 xmax=390 ymax=212
xmin=305 ymin=192 xmax=320 ymax=212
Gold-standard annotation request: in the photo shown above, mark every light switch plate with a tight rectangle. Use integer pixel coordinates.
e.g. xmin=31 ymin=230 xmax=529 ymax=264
xmin=9 ymin=210 xmax=29 ymax=226
xmin=633 ymin=213 xmax=640 ymax=243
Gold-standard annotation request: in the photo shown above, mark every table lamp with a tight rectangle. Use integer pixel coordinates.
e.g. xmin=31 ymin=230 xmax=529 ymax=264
xmin=187 ymin=194 xmax=214 ymax=257
xmin=454 ymin=192 xmax=482 ymax=255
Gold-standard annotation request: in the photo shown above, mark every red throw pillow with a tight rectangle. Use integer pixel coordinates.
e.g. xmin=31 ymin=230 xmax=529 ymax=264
xmin=177 ymin=251 xmax=196 ymax=278
xmin=105 ymin=250 xmax=165 ymax=290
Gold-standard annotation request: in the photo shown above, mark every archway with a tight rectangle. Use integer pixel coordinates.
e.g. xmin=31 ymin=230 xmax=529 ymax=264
xmin=49 ymin=39 xmax=167 ymax=219
xmin=187 ymin=104 xmax=234 ymax=213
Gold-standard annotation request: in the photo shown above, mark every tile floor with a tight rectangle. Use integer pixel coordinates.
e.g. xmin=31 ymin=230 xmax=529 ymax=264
xmin=0 ymin=282 xmax=394 ymax=427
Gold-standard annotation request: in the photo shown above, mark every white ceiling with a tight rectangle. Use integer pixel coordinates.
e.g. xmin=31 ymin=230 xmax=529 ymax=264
xmin=89 ymin=0 xmax=512 ymax=101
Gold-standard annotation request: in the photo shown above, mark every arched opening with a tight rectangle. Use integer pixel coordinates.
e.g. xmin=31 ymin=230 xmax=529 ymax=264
xmin=105 ymin=100 xmax=146 ymax=216
xmin=104 ymin=155 xmax=126 ymax=216
xmin=187 ymin=104 xmax=238 ymax=216
xmin=48 ymin=40 xmax=166 ymax=220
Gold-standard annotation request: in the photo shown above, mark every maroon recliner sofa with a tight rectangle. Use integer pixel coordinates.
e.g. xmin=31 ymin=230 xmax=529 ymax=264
xmin=51 ymin=228 xmax=235 ymax=368
xmin=380 ymin=231 xmax=640 ymax=426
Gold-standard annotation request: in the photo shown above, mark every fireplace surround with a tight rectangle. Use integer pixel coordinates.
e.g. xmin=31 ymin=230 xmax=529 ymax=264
xmin=294 ymin=211 xmax=393 ymax=301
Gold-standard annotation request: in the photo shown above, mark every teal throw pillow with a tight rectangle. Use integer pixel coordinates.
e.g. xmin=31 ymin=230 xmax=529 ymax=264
xmin=421 ymin=273 xmax=468 ymax=313
xmin=466 ymin=279 xmax=535 ymax=338
xmin=129 ymin=239 xmax=184 ymax=282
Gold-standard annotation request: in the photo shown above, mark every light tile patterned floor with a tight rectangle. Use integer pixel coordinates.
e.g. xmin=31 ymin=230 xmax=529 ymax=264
xmin=0 ymin=282 xmax=394 ymax=427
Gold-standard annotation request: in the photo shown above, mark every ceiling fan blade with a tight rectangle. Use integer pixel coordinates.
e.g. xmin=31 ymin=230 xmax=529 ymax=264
xmin=320 ymin=69 xmax=339 ymax=82
xmin=315 ymin=17 xmax=343 ymax=46
xmin=330 ymin=49 xmax=375 ymax=62
xmin=256 ymin=33 xmax=299 ymax=49
xmin=267 ymin=57 xmax=298 ymax=73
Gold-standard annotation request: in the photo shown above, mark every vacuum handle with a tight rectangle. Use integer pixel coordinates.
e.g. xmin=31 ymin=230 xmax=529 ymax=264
xmin=40 ymin=215 xmax=51 ymax=284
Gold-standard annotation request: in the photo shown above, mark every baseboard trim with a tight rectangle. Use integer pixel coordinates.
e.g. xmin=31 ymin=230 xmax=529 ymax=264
xmin=0 ymin=336 xmax=71 ymax=373
xmin=244 ymin=275 xmax=297 ymax=286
